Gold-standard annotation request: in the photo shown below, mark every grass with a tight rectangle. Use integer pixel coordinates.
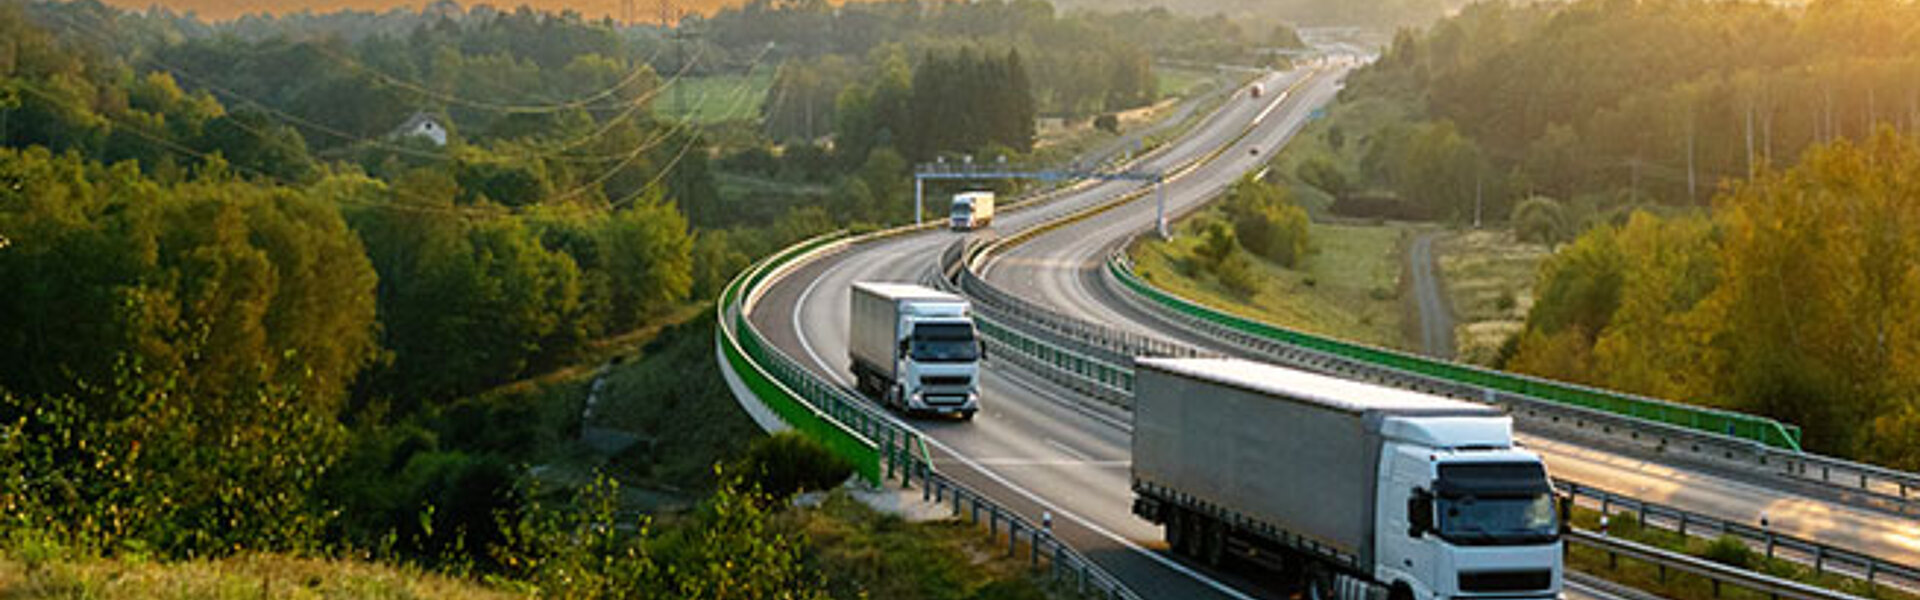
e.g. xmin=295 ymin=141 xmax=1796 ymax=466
xmin=796 ymin=492 xmax=1056 ymax=600
xmin=1262 ymin=95 xmax=1422 ymax=216
xmin=1435 ymin=229 xmax=1550 ymax=364
xmin=593 ymin=316 xmax=764 ymax=497
xmin=1132 ymin=214 xmax=1412 ymax=350
xmin=1564 ymin=509 xmax=1917 ymax=600
xmin=0 ymin=552 xmax=520 ymax=599
xmin=1156 ymin=67 xmax=1214 ymax=99
xmin=654 ymin=66 xmax=776 ymax=124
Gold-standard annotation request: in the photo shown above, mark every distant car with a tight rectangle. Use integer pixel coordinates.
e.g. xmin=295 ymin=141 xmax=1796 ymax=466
xmin=1250 ymin=147 xmax=1260 ymax=156
xmin=1250 ymin=83 xmax=1264 ymax=99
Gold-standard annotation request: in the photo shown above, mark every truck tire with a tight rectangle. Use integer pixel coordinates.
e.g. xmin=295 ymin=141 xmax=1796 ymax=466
xmin=1201 ymin=518 xmax=1226 ymax=567
xmin=1165 ymin=509 xmax=1189 ymax=557
xmin=1305 ymin=564 xmax=1336 ymax=600
xmin=960 ymin=409 xmax=976 ymax=421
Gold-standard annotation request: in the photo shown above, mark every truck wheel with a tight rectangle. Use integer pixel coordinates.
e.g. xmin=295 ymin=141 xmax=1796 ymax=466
xmin=960 ymin=410 xmax=976 ymax=421
xmin=1165 ymin=510 xmax=1188 ymax=557
xmin=1388 ymin=583 xmax=1413 ymax=600
xmin=1305 ymin=564 xmax=1336 ymax=600
xmin=1201 ymin=518 xmax=1226 ymax=567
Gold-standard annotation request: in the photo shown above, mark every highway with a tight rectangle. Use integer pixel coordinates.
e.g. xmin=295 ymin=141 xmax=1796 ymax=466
xmin=744 ymin=57 xmax=1919 ymax=597
xmin=977 ymin=74 xmax=1920 ymax=576
xmin=752 ymin=68 xmax=1320 ymax=599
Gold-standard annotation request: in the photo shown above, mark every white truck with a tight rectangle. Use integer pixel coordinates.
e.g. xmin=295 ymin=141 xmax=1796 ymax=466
xmin=949 ymin=191 xmax=995 ymax=231
xmin=848 ymin=282 xmax=982 ymax=419
xmin=1131 ymin=358 xmax=1565 ymax=600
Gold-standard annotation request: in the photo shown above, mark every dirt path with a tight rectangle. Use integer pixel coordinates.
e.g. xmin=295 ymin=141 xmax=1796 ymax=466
xmin=1407 ymin=232 xmax=1456 ymax=359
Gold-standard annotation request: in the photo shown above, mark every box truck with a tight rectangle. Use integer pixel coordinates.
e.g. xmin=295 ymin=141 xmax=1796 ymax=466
xmin=950 ymin=191 xmax=995 ymax=231
xmin=1131 ymin=358 xmax=1564 ymax=600
xmin=849 ymin=282 xmax=982 ymax=419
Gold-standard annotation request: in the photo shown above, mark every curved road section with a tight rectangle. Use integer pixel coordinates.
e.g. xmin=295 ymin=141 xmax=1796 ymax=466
xmin=979 ymin=75 xmax=1920 ymax=578
xmin=750 ymin=68 xmax=1329 ymax=599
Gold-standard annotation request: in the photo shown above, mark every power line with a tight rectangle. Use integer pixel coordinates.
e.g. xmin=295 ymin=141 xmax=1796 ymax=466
xmin=41 ymin=10 xmax=706 ymax=166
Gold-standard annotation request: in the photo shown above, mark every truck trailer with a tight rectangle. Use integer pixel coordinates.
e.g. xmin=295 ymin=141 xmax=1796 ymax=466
xmin=949 ymin=191 xmax=995 ymax=231
xmin=1131 ymin=358 xmax=1564 ymax=600
xmin=848 ymin=282 xmax=982 ymax=419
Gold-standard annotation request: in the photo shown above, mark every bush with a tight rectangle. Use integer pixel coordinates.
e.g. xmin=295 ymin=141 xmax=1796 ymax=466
xmin=1214 ymin=253 xmax=1260 ymax=297
xmin=1093 ymin=114 xmax=1120 ymax=134
xmin=1511 ymin=196 xmax=1570 ymax=245
xmin=733 ymin=432 xmax=855 ymax=499
xmin=1702 ymin=535 xmax=1756 ymax=569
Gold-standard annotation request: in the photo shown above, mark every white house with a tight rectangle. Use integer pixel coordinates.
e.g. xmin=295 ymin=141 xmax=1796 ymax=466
xmin=392 ymin=111 xmax=449 ymax=147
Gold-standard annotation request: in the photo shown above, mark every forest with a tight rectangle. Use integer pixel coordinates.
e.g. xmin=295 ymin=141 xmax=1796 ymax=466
xmin=1290 ymin=0 xmax=1920 ymax=465
xmin=0 ymin=0 xmax=1279 ymax=594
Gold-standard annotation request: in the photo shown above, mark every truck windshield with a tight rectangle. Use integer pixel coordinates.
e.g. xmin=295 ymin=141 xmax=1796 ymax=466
xmin=1434 ymin=462 xmax=1558 ymax=545
xmin=1437 ymin=493 xmax=1558 ymax=546
xmin=911 ymin=323 xmax=979 ymax=362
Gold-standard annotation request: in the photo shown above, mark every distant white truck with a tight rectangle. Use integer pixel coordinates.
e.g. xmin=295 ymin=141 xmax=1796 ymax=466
xmin=949 ymin=191 xmax=995 ymax=231
xmin=1131 ymin=358 xmax=1566 ymax=600
xmin=848 ymin=282 xmax=982 ymax=419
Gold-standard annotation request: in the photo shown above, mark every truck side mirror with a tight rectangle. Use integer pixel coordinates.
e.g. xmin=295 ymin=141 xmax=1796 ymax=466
xmin=1407 ymin=489 xmax=1433 ymax=538
xmin=978 ymin=341 xmax=988 ymax=361
xmin=899 ymin=339 xmax=911 ymax=354
xmin=1557 ymin=493 xmax=1573 ymax=536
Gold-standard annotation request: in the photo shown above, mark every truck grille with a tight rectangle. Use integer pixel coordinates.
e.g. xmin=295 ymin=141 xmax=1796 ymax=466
xmin=923 ymin=376 xmax=971 ymax=387
xmin=925 ymin=395 xmax=968 ymax=406
xmin=1459 ymin=570 xmax=1551 ymax=592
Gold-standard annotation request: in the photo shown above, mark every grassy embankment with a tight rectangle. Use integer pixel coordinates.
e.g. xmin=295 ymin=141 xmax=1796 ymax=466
xmin=1435 ymin=230 xmax=1550 ymax=365
xmin=0 ymin=309 xmax=1067 ymax=598
xmin=1132 ymin=217 xmax=1412 ymax=350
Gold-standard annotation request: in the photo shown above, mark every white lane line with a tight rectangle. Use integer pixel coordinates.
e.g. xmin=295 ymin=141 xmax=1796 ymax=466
xmin=1047 ymin=438 xmax=1097 ymax=462
xmin=915 ymin=423 xmax=1260 ymax=600
xmin=785 ymin=244 xmax=1258 ymax=600
xmin=794 ymin=257 xmax=854 ymax=387
xmin=950 ymin=458 xmax=1130 ymax=468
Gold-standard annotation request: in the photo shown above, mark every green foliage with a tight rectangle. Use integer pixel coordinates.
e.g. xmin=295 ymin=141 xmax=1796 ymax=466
xmin=1701 ymin=535 xmax=1755 ymax=570
xmin=1220 ymin=177 xmax=1312 ymax=269
xmin=1513 ymin=130 xmax=1920 ymax=461
xmin=1511 ymin=196 xmax=1571 ymax=245
xmin=732 ymin=432 xmax=855 ymax=500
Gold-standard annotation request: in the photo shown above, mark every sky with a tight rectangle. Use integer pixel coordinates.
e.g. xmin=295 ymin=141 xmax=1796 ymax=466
xmin=97 ymin=0 xmax=748 ymax=23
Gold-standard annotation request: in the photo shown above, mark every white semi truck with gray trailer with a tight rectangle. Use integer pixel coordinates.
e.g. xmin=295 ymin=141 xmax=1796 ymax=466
xmin=848 ymin=282 xmax=982 ymax=419
xmin=1131 ymin=358 xmax=1566 ymax=600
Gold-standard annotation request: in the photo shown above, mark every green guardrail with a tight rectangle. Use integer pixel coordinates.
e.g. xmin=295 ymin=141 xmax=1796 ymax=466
xmin=1109 ymin=259 xmax=1805 ymax=452
xmin=718 ymin=233 xmax=883 ymax=484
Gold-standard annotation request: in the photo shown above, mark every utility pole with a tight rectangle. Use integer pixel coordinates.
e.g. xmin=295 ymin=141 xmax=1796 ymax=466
xmin=1745 ymin=102 xmax=1756 ymax=178
xmin=1687 ymin=111 xmax=1697 ymax=203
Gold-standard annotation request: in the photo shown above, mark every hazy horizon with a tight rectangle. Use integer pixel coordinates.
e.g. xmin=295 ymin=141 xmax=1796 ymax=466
xmin=97 ymin=0 xmax=749 ymax=23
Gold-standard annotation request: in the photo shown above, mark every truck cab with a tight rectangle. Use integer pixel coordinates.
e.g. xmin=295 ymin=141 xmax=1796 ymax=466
xmin=849 ymin=283 xmax=982 ymax=419
xmin=894 ymin=310 xmax=981 ymax=416
xmin=1376 ymin=418 xmax=1562 ymax=600
xmin=949 ymin=191 xmax=995 ymax=231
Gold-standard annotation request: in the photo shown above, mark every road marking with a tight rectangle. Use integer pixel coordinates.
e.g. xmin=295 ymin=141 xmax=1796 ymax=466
xmin=771 ymin=70 xmax=1351 ymax=600
xmin=1047 ymin=438 xmax=1097 ymax=462
xmin=914 ymin=425 xmax=1260 ymax=600
xmin=794 ymin=257 xmax=854 ymax=387
xmin=950 ymin=458 xmax=1130 ymax=468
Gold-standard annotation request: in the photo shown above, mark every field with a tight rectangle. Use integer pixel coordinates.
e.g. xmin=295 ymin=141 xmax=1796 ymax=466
xmin=653 ymin=66 xmax=777 ymax=124
xmin=1434 ymin=229 xmax=1551 ymax=364
xmin=1156 ymin=66 xmax=1215 ymax=98
xmin=1132 ymin=217 xmax=1412 ymax=350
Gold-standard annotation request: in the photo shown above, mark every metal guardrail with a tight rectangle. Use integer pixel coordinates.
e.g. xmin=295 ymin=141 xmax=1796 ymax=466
xmin=1567 ymin=529 xmax=1867 ymax=600
xmin=1560 ymin=479 xmax=1920 ymax=590
xmin=717 ymin=234 xmax=1143 ymax=600
xmin=1103 ymin=251 xmax=1920 ymax=513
